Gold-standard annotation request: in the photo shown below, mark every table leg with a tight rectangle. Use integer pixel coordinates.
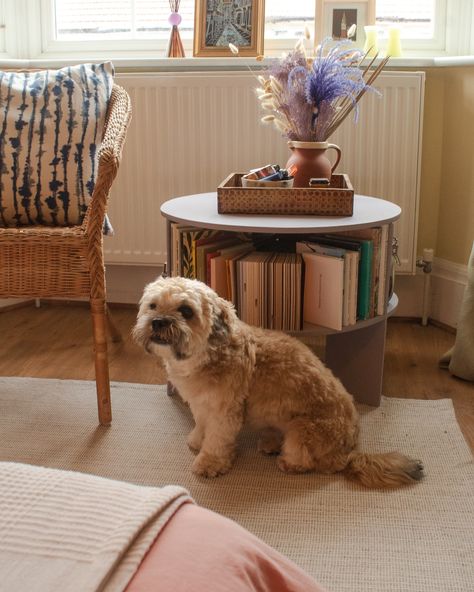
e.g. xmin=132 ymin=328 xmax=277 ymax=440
xmin=325 ymin=319 xmax=387 ymax=406
xmin=165 ymin=219 xmax=175 ymax=396
xmin=166 ymin=219 xmax=172 ymax=276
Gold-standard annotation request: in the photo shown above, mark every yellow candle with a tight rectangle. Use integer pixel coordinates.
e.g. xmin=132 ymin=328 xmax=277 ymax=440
xmin=386 ymin=27 xmax=402 ymax=57
xmin=363 ymin=26 xmax=378 ymax=57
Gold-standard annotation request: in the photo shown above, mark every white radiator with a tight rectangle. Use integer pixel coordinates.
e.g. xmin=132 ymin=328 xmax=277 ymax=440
xmin=106 ymin=71 xmax=425 ymax=274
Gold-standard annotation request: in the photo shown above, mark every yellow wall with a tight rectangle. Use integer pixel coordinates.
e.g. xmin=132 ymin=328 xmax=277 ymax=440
xmin=418 ymin=66 xmax=474 ymax=266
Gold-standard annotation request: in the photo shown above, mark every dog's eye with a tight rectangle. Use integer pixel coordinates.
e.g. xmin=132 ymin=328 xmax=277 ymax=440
xmin=149 ymin=303 xmax=156 ymax=310
xmin=178 ymin=305 xmax=194 ymax=319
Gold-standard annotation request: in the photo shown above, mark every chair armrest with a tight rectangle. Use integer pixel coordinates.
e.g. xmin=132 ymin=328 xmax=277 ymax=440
xmin=83 ymin=84 xmax=132 ymax=236
xmin=99 ymin=84 xmax=133 ymax=165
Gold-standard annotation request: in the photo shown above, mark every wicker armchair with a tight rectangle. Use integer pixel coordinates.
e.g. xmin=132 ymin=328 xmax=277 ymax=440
xmin=0 ymin=84 xmax=132 ymax=425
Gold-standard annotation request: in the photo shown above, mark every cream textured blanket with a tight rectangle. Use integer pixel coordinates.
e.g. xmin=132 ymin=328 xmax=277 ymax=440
xmin=0 ymin=462 xmax=192 ymax=591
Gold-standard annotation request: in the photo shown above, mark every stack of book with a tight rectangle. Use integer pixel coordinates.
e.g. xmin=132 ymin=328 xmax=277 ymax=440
xmin=296 ymin=224 xmax=390 ymax=330
xmin=236 ymin=251 xmax=302 ymax=331
xmin=169 ymin=223 xmax=390 ymax=333
xmin=169 ymin=224 xmax=302 ymax=331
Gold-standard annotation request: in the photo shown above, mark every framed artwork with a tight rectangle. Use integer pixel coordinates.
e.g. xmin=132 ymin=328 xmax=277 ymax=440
xmin=315 ymin=0 xmax=375 ymax=47
xmin=193 ymin=0 xmax=265 ymax=57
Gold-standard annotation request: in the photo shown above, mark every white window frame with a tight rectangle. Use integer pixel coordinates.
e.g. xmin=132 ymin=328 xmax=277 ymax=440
xmin=3 ymin=0 xmax=42 ymax=59
xmin=0 ymin=1 xmax=6 ymax=56
xmin=445 ymin=0 xmax=474 ymax=56
xmin=374 ymin=0 xmax=473 ymax=57
xmin=40 ymin=0 xmax=177 ymax=58
xmin=0 ymin=0 xmax=472 ymax=62
xmin=376 ymin=0 xmax=447 ymax=55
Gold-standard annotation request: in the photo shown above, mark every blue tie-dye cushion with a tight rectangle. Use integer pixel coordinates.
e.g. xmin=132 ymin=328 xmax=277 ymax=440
xmin=0 ymin=62 xmax=114 ymax=234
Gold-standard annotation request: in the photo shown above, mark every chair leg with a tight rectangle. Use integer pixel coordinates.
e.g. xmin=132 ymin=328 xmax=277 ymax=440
xmin=105 ymin=304 xmax=123 ymax=343
xmin=90 ymin=298 xmax=112 ymax=426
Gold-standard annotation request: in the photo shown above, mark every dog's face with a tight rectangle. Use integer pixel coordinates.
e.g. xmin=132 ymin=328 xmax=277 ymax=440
xmin=133 ymin=276 xmax=235 ymax=361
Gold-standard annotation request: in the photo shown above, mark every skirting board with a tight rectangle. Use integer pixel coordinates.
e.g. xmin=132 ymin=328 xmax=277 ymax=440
xmin=395 ymin=257 xmax=467 ymax=329
xmin=0 ymin=258 xmax=467 ymax=330
xmin=0 ymin=298 xmax=31 ymax=310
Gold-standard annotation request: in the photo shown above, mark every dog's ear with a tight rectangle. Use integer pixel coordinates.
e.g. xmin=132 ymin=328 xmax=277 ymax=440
xmin=138 ymin=281 xmax=155 ymax=308
xmin=209 ymin=296 xmax=235 ymax=343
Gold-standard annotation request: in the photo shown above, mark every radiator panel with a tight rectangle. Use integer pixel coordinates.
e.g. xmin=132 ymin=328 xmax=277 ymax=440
xmin=106 ymin=71 xmax=424 ymax=273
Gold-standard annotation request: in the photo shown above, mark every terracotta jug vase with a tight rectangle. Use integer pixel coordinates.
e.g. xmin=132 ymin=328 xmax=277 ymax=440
xmin=286 ymin=141 xmax=342 ymax=188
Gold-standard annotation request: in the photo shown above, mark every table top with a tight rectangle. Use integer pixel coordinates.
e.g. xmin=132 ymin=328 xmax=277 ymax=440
xmin=161 ymin=193 xmax=401 ymax=234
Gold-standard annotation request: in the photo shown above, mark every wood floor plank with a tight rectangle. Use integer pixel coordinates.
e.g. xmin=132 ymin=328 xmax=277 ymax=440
xmin=1 ymin=304 xmax=472 ymax=451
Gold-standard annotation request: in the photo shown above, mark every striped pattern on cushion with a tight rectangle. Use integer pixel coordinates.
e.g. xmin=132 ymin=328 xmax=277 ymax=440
xmin=0 ymin=62 xmax=114 ymax=233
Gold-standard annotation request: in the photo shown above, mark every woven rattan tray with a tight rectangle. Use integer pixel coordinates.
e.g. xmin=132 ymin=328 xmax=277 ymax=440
xmin=217 ymin=173 xmax=354 ymax=216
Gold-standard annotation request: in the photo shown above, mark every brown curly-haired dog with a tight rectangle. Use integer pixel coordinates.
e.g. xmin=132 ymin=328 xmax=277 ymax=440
xmin=133 ymin=276 xmax=424 ymax=488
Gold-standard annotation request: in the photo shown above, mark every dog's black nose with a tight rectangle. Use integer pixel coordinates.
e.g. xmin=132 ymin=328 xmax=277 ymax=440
xmin=152 ymin=318 xmax=171 ymax=331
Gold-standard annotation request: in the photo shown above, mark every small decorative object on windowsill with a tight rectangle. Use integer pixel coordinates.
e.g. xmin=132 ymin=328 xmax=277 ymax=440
xmin=363 ymin=26 xmax=379 ymax=57
xmin=167 ymin=0 xmax=185 ymax=58
xmin=386 ymin=26 xmax=402 ymax=57
xmin=249 ymin=30 xmax=389 ymax=187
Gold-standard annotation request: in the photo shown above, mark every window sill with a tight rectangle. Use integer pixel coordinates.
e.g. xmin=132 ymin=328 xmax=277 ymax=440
xmin=0 ymin=55 xmax=473 ymax=72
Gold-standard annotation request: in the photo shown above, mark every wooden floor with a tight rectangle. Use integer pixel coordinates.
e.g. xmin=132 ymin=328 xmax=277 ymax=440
xmin=1 ymin=302 xmax=473 ymax=452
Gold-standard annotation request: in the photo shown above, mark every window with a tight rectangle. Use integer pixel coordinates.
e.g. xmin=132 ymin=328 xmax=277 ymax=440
xmin=0 ymin=1 xmax=5 ymax=55
xmin=53 ymin=0 xmax=316 ymax=46
xmin=39 ymin=0 xmax=319 ymax=57
xmin=265 ymin=1 xmax=315 ymax=41
xmin=376 ymin=0 xmax=447 ymax=52
xmin=54 ymin=0 xmax=195 ymax=41
xmin=0 ymin=1 xmax=471 ymax=61
xmin=377 ymin=0 xmax=437 ymax=39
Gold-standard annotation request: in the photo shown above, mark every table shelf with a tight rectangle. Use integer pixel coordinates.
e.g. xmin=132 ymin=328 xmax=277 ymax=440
xmin=295 ymin=294 xmax=399 ymax=336
xmin=161 ymin=193 xmax=401 ymax=406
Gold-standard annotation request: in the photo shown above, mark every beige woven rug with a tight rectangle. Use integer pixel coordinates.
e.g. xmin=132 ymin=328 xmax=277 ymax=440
xmin=1 ymin=377 xmax=473 ymax=592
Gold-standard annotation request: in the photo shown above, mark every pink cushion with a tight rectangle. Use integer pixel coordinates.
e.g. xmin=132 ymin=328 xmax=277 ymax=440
xmin=126 ymin=503 xmax=327 ymax=592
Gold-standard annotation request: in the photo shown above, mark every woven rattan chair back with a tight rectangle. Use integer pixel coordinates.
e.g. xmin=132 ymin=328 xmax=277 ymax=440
xmin=0 ymin=83 xmax=132 ymax=425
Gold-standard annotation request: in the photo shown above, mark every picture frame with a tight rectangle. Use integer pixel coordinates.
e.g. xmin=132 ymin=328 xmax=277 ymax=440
xmin=315 ymin=0 xmax=375 ymax=47
xmin=193 ymin=0 xmax=265 ymax=58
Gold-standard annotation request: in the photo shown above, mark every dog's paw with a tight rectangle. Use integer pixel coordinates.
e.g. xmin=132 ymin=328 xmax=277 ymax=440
xmin=277 ymin=457 xmax=311 ymax=474
xmin=192 ymin=452 xmax=232 ymax=478
xmin=405 ymin=458 xmax=425 ymax=481
xmin=187 ymin=428 xmax=203 ymax=452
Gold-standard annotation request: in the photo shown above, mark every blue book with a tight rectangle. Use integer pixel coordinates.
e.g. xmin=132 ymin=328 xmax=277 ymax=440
xmin=354 ymin=240 xmax=373 ymax=320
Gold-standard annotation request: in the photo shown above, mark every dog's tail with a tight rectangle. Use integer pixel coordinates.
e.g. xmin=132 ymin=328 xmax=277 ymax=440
xmin=343 ymin=451 xmax=424 ymax=488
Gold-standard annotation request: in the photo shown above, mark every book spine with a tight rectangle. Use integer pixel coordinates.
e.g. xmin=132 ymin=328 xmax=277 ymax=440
xmin=357 ymin=242 xmax=373 ymax=320
xmin=377 ymin=225 xmax=390 ymax=315
xmin=342 ymin=253 xmax=350 ymax=326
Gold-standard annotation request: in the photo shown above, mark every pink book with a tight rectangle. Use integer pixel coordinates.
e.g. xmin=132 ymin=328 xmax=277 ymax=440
xmin=302 ymin=252 xmax=344 ymax=331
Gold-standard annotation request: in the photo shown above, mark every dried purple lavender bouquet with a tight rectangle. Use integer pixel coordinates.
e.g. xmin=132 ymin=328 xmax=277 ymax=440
xmin=256 ymin=37 xmax=389 ymax=142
